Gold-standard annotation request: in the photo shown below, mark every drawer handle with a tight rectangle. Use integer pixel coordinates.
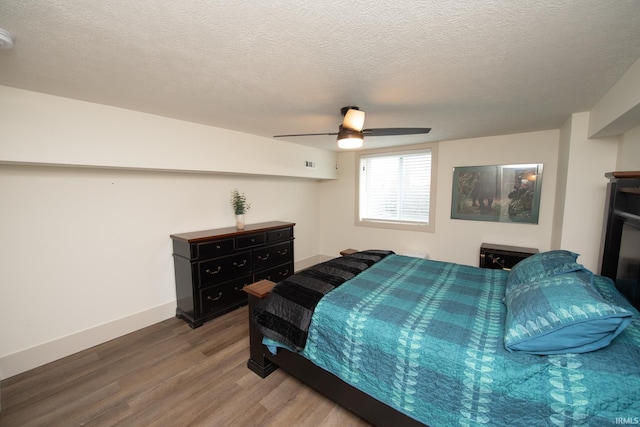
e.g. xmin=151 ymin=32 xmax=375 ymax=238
xmin=234 ymin=286 xmax=245 ymax=292
xmin=279 ymin=269 xmax=289 ymax=276
xmin=216 ymin=245 xmax=221 ymax=249
xmin=207 ymin=292 xmax=223 ymax=302
xmin=258 ymin=254 xmax=270 ymax=261
xmin=277 ymin=249 xmax=288 ymax=256
xmin=205 ymin=266 xmax=222 ymax=275
xmin=233 ymin=259 xmax=247 ymax=267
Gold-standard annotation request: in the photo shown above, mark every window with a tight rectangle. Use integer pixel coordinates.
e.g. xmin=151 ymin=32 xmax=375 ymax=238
xmin=356 ymin=143 xmax=437 ymax=232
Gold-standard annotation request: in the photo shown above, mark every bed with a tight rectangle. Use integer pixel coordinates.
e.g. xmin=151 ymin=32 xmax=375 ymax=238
xmin=244 ymin=172 xmax=640 ymax=427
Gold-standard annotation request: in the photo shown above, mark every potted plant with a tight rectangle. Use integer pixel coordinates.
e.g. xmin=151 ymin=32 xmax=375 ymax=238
xmin=230 ymin=189 xmax=251 ymax=229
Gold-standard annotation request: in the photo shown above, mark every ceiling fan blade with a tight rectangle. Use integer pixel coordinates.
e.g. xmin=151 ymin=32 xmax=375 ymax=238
xmin=273 ymin=132 xmax=338 ymax=137
xmin=363 ymin=127 xmax=431 ymax=136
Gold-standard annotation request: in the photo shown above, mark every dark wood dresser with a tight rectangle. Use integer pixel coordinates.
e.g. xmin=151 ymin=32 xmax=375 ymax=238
xmin=479 ymin=243 xmax=538 ymax=270
xmin=600 ymin=171 xmax=640 ymax=310
xmin=171 ymin=221 xmax=295 ymax=328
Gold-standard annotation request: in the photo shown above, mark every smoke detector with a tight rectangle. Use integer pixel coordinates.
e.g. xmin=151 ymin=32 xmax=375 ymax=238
xmin=0 ymin=28 xmax=15 ymax=49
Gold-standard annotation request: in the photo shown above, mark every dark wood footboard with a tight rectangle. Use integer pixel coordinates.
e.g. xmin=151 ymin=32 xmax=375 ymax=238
xmin=244 ymin=280 xmax=279 ymax=378
xmin=243 ymin=280 xmax=426 ymax=427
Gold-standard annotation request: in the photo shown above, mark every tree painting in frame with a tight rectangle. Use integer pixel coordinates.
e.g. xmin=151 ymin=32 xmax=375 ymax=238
xmin=451 ymin=164 xmax=543 ymax=223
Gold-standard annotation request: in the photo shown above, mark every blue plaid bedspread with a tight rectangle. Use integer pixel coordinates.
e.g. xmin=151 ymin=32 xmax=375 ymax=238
xmin=300 ymin=254 xmax=640 ymax=426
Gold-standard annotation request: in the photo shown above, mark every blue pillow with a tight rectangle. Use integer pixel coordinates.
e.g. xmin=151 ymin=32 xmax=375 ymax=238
xmin=506 ymin=250 xmax=585 ymax=293
xmin=504 ymin=270 xmax=632 ymax=354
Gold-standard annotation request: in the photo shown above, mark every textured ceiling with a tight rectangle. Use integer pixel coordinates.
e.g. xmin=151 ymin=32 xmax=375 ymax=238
xmin=1 ymin=1 xmax=640 ymax=151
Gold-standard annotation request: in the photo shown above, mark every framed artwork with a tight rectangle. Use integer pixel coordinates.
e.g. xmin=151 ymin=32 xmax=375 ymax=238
xmin=451 ymin=164 xmax=543 ymax=224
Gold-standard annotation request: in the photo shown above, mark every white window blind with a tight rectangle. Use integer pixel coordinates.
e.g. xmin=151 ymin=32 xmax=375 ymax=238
xmin=359 ymin=149 xmax=432 ymax=225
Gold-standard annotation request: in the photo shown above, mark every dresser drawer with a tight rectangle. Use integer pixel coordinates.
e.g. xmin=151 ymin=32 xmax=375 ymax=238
xmin=198 ymin=251 xmax=251 ymax=287
xmin=267 ymin=227 xmax=293 ymax=243
xmin=236 ymin=232 xmax=266 ymax=249
xmin=254 ymin=262 xmax=294 ymax=283
xmin=253 ymin=241 xmax=293 ymax=270
xmin=197 ymin=238 xmax=234 ymax=260
xmin=200 ymin=275 xmax=251 ymax=315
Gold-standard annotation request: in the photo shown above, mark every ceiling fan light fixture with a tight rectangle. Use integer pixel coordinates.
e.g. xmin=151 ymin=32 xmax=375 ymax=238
xmin=343 ymin=108 xmax=365 ymax=131
xmin=337 ymin=125 xmax=364 ymax=149
xmin=337 ymin=136 xmax=363 ymax=149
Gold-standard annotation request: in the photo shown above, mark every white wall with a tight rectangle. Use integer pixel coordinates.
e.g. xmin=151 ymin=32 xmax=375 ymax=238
xmin=617 ymin=124 xmax=640 ymax=170
xmin=589 ymin=57 xmax=640 ymax=139
xmin=555 ymin=112 xmax=619 ymax=269
xmin=550 ymin=117 xmax=572 ymax=249
xmin=0 ymin=86 xmax=337 ymax=180
xmin=319 ymin=130 xmax=561 ymax=267
xmin=0 ymin=164 xmax=322 ymax=378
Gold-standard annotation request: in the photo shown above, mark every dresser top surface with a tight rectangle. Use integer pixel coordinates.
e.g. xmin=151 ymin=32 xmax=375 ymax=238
xmin=171 ymin=221 xmax=295 ymax=243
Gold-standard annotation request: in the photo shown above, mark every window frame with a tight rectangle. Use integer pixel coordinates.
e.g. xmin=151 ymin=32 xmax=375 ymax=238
xmin=355 ymin=142 xmax=438 ymax=233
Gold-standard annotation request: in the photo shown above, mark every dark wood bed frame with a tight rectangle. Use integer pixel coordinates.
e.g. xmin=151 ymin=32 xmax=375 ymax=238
xmin=244 ymin=280 xmax=426 ymax=427
xmin=244 ymin=171 xmax=640 ymax=427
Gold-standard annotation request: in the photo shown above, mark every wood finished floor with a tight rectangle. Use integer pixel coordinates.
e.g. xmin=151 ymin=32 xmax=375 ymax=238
xmin=0 ymin=306 xmax=370 ymax=427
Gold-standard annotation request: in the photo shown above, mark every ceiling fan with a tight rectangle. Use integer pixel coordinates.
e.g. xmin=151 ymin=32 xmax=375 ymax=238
xmin=273 ymin=106 xmax=431 ymax=149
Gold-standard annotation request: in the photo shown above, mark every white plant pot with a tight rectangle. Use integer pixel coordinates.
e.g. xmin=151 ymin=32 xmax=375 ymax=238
xmin=236 ymin=214 xmax=245 ymax=230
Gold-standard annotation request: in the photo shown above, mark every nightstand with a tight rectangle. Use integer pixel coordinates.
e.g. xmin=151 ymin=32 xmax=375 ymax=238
xmin=340 ymin=248 xmax=358 ymax=256
xmin=479 ymin=243 xmax=538 ymax=270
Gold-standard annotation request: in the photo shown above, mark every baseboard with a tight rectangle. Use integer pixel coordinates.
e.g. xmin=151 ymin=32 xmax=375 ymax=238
xmin=0 ymin=302 xmax=175 ymax=379
xmin=295 ymin=254 xmax=333 ymax=272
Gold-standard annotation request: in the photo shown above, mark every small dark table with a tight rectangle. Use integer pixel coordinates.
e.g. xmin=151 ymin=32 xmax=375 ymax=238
xmin=479 ymin=243 xmax=538 ymax=270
